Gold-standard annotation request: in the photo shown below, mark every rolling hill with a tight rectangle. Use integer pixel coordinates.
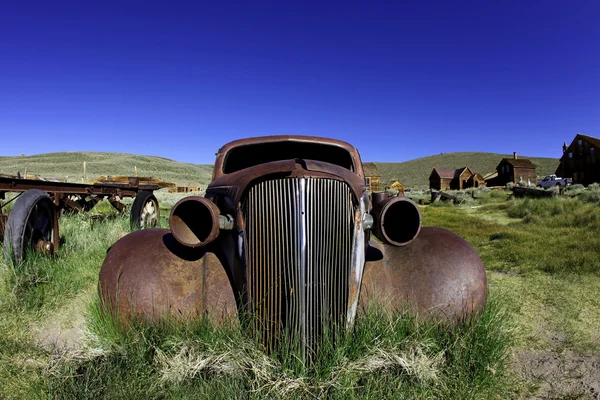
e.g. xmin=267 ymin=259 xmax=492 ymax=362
xmin=373 ymin=152 xmax=559 ymax=188
xmin=0 ymin=151 xmax=559 ymax=188
xmin=0 ymin=152 xmax=214 ymax=185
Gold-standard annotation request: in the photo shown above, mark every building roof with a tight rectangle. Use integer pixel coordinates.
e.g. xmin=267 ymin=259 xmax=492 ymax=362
xmin=431 ymin=167 xmax=474 ymax=179
xmin=455 ymin=167 xmax=474 ymax=178
xmin=558 ymin=134 xmax=600 ymax=163
xmin=432 ymin=168 xmax=456 ymax=179
xmin=389 ymin=181 xmax=405 ymax=191
xmin=483 ymin=171 xmax=498 ymax=180
xmin=500 ymin=158 xmax=536 ymax=169
xmin=578 ymin=134 xmax=600 ymax=149
xmin=362 ymin=162 xmax=381 ymax=177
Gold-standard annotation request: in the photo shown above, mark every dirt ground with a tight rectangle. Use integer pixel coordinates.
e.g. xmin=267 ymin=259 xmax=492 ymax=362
xmin=516 ymin=350 xmax=600 ymax=399
xmin=32 ymin=289 xmax=93 ymax=351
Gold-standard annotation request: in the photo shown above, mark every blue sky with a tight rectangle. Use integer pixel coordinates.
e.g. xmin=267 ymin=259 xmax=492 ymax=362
xmin=1 ymin=1 xmax=599 ymax=164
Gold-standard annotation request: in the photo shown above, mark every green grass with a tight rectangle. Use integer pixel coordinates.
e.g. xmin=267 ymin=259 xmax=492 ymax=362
xmin=423 ymin=191 xmax=600 ymax=276
xmin=0 ymin=213 xmax=131 ymax=398
xmin=2 ymin=190 xmax=599 ymax=398
xmin=420 ymin=190 xmax=600 ymax=355
xmin=34 ymin=295 xmax=513 ymax=399
xmin=374 ymin=152 xmax=559 ymax=188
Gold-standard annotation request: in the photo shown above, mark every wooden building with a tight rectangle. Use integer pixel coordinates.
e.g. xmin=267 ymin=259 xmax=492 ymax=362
xmin=555 ymin=134 xmax=600 ymax=186
xmin=455 ymin=167 xmax=475 ymax=190
xmin=429 ymin=167 xmax=481 ymax=190
xmin=483 ymin=171 xmax=498 ymax=186
xmin=362 ymin=162 xmax=381 ymax=192
xmin=468 ymin=173 xmax=486 ymax=188
xmin=388 ymin=180 xmax=405 ymax=194
xmin=430 ymin=168 xmax=455 ymax=190
xmin=493 ymin=153 xmax=537 ymax=186
xmin=169 ymin=182 xmax=202 ymax=193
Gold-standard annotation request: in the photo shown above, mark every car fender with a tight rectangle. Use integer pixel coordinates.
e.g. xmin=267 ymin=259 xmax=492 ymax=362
xmin=360 ymin=227 xmax=488 ymax=324
xmin=98 ymin=228 xmax=237 ymax=323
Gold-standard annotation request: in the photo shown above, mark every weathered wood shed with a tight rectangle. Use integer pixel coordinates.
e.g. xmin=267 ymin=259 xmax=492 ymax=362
xmin=430 ymin=167 xmax=480 ymax=190
xmin=555 ymin=134 xmax=600 ymax=186
xmin=362 ymin=162 xmax=381 ymax=192
xmin=455 ymin=167 xmax=475 ymax=190
xmin=495 ymin=153 xmax=537 ymax=186
xmin=429 ymin=168 xmax=455 ymax=190
xmin=468 ymin=173 xmax=486 ymax=188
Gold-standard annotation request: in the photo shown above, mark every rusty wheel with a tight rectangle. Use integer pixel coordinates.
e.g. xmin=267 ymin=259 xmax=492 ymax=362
xmin=3 ymin=189 xmax=56 ymax=264
xmin=130 ymin=191 xmax=159 ymax=230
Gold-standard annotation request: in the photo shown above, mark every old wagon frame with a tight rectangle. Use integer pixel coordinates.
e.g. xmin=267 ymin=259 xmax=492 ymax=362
xmin=1 ymin=175 xmax=160 ymax=263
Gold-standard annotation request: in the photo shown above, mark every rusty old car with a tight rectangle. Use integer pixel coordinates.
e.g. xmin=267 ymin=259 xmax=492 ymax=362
xmin=99 ymin=135 xmax=487 ymax=355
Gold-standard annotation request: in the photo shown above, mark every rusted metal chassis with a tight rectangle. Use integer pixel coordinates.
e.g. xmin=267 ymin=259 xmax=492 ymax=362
xmin=100 ymin=132 xmax=486 ymax=328
xmin=100 ymin=156 xmax=486 ymax=325
xmin=100 ymin=159 xmax=369 ymax=323
xmin=0 ymin=176 xmax=157 ymax=251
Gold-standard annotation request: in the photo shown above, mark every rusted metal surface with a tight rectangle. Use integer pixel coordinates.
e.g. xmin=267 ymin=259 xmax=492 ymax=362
xmin=61 ymin=195 xmax=101 ymax=213
xmin=98 ymin=135 xmax=489 ymax=356
xmin=360 ymin=227 xmax=488 ymax=324
xmin=371 ymin=192 xmax=421 ymax=247
xmin=98 ymin=228 xmax=236 ymax=322
xmin=212 ymin=135 xmax=365 ymax=181
xmin=108 ymin=197 xmax=126 ymax=212
xmin=35 ymin=240 xmax=54 ymax=255
xmin=1 ymin=175 xmax=160 ymax=262
xmin=0 ymin=175 xmax=157 ymax=197
xmin=207 ymin=159 xmax=366 ymax=206
xmin=52 ymin=193 xmax=60 ymax=252
xmin=62 ymin=196 xmax=85 ymax=213
xmin=170 ymin=196 xmax=221 ymax=248
xmin=0 ymin=213 xmax=6 ymax=241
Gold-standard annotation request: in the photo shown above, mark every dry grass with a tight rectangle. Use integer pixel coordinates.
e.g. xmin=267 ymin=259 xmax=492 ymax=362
xmin=0 ymin=151 xmax=213 ymax=184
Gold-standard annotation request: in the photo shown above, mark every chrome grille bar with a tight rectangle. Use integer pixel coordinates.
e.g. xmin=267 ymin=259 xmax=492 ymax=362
xmin=245 ymin=177 xmax=354 ymax=356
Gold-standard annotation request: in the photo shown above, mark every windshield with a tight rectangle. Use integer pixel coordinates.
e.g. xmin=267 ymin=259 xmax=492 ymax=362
xmin=222 ymin=141 xmax=355 ymax=173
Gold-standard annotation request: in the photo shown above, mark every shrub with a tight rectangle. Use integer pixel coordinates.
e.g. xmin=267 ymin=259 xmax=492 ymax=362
xmin=565 ymin=184 xmax=584 ymax=192
xmin=579 ymin=190 xmax=600 ymax=205
xmin=404 ymin=191 xmax=427 ymax=202
xmin=505 ymin=196 xmax=600 ymax=230
xmin=453 ymin=192 xmax=476 ymax=205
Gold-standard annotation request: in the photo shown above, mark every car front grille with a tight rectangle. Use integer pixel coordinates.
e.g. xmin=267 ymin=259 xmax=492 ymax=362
xmin=244 ymin=177 xmax=354 ymax=357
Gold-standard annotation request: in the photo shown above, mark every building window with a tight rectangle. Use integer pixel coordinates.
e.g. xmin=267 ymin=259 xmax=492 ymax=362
xmin=569 ymin=152 xmax=573 ymax=159
xmin=519 ymin=176 xmax=523 ymax=183
xmin=578 ymin=139 xmax=583 ymax=146
xmin=591 ymin=147 xmax=595 ymax=155
xmin=365 ymin=177 xmax=371 ymax=191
